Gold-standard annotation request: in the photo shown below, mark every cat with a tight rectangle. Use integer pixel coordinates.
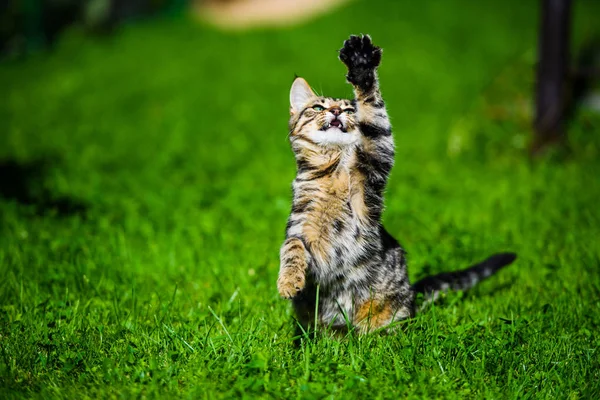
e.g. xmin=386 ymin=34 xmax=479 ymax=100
xmin=277 ymin=34 xmax=516 ymax=335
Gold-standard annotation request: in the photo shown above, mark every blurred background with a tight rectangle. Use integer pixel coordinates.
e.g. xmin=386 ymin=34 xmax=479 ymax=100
xmin=1 ymin=1 xmax=600 ymax=396
xmin=1 ymin=0 xmax=599 ymax=274
xmin=1 ymin=0 xmax=599 ymax=291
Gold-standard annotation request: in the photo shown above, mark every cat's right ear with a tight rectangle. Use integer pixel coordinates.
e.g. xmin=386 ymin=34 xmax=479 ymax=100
xmin=290 ymin=77 xmax=315 ymax=114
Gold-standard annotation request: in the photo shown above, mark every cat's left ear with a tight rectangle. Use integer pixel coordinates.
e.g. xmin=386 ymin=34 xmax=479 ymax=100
xmin=290 ymin=77 xmax=315 ymax=114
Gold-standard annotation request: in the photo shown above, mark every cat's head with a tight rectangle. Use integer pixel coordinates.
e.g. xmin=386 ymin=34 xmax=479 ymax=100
xmin=288 ymin=77 xmax=359 ymax=147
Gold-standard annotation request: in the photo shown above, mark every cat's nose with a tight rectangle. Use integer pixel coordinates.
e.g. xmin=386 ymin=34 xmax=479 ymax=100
xmin=329 ymin=107 xmax=342 ymax=116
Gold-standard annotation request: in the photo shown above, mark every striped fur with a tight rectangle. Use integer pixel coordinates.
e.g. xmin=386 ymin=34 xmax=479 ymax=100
xmin=278 ymin=35 xmax=516 ymax=335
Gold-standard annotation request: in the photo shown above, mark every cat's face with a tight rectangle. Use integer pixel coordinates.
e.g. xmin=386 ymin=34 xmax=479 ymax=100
xmin=288 ymin=78 xmax=359 ymax=147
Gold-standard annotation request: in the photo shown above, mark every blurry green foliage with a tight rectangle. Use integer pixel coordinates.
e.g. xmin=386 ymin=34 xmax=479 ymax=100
xmin=0 ymin=0 xmax=187 ymax=58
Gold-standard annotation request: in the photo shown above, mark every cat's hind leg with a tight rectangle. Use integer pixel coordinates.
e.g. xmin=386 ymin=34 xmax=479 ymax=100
xmin=354 ymin=236 xmax=415 ymax=334
xmin=354 ymin=294 xmax=413 ymax=334
xmin=354 ymin=298 xmax=396 ymax=334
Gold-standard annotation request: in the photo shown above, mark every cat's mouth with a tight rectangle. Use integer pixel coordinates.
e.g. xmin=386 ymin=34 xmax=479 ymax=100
xmin=322 ymin=119 xmax=347 ymax=132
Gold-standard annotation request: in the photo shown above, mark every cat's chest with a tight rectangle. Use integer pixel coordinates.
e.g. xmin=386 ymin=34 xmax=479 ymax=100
xmin=301 ymin=170 xmax=369 ymax=265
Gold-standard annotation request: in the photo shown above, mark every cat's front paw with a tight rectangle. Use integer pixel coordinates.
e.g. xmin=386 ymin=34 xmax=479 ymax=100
xmin=277 ymin=267 xmax=306 ymax=299
xmin=339 ymin=34 xmax=382 ymax=89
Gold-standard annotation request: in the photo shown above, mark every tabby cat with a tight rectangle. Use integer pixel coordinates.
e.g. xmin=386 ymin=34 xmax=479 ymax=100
xmin=277 ymin=34 xmax=516 ymax=334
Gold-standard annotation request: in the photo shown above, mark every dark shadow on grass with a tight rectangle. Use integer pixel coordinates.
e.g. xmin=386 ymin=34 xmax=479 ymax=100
xmin=0 ymin=158 xmax=88 ymax=217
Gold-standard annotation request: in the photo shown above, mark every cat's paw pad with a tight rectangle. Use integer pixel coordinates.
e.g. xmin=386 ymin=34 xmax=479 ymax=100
xmin=277 ymin=268 xmax=306 ymax=299
xmin=339 ymin=34 xmax=381 ymax=69
xmin=339 ymin=34 xmax=382 ymax=87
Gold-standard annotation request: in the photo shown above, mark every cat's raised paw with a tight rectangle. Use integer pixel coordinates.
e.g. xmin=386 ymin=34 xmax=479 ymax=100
xmin=339 ymin=34 xmax=382 ymax=89
xmin=277 ymin=268 xmax=306 ymax=299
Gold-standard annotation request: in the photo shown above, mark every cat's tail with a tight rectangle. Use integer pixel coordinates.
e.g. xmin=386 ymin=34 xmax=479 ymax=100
xmin=412 ymin=252 xmax=517 ymax=305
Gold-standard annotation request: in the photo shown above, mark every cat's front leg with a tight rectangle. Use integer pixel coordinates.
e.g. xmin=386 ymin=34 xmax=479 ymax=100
xmin=277 ymin=237 xmax=309 ymax=299
xmin=339 ymin=35 xmax=393 ymax=198
xmin=339 ymin=34 xmax=389 ymax=122
xmin=339 ymin=34 xmax=382 ymax=94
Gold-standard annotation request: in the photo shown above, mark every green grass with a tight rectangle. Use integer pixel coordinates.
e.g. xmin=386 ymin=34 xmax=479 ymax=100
xmin=2 ymin=0 xmax=600 ymax=398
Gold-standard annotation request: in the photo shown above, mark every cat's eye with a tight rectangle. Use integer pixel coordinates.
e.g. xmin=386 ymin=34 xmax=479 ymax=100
xmin=344 ymin=108 xmax=356 ymax=115
xmin=312 ymin=105 xmax=325 ymax=111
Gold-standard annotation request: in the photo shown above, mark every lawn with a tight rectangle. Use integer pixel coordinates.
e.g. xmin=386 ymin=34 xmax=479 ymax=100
xmin=1 ymin=0 xmax=600 ymax=398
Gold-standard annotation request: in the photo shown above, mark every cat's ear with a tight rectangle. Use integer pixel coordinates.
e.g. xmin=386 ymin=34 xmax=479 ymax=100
xmin=290 ymin=77 xmax=315 ymax=114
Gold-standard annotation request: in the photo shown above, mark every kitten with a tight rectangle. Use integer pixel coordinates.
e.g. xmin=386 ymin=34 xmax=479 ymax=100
xmin=278 ymin=35 xmax=516 ymax=334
